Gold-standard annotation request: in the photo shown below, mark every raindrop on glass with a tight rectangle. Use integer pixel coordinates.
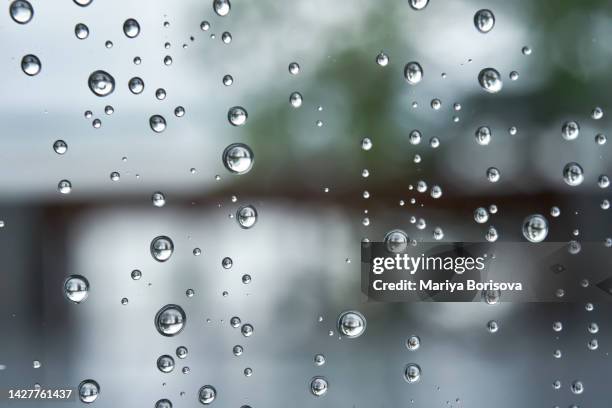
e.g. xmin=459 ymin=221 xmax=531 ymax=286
xmin=150 ymin=236 xmax=174 ymax=262
xmin=154 ymin=304 xmax=186 ymax=337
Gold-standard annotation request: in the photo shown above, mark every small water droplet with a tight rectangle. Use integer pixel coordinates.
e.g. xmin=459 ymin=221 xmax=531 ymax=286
xmin=404 ymin=62 xmax=423 ymax=85
xmin=78 ymin=380 xmax=100 ymax=403
xmin=21 ymin=54 xmax=41 ymax=76
xmin=149 ymin=115 xmax=167 ymax=133
xmin=563 ymin=162 xmax=584 ymax=186
xmin=223 ymin=143 xmax=254 ymax=174
xmin=228 ymin=106 xmax=248 ymax=126
xmin=75 ymin=23 xmax=89 ymax=39
xmin=88 ymin=70 xmax=115 ymax=96
xmin=150 ymin=236 xmax=174 ymax=262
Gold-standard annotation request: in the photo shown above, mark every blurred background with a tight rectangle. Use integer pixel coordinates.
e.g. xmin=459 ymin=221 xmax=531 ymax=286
xmin=0 ymin=0 xmax=611 ymax=406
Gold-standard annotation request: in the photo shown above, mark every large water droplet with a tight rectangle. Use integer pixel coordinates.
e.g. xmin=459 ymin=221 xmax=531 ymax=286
xmin=486 ymin=167 xmax=500 ymax=182
xmin=78 ymin=379 xmax=99 ymax=403
xmin=58 ymin=179 xmax=72 ymax=194
xmin=310 ymin=377 xmax=328 ymax=396
xmin=74 ymin=23 xmax=89 ymax=39
xmin=288 ymin=62 xmax=300 ymax=75
xmin=53 ymin=140 xmax=67 ymax=155
xmin=21 ymin=54 xmax=41 ymax=76
xmin=478 ymin=68 xmax=503 ymax=93
xmin=228 ymin=106 xmax=248 ymax=126
xmin=150 ymin=236 xmax=174 ymax=262
xmin=157 ymin=355 xmax=175 ymax=373
xmin=475 ymin=126 xmax=491 ymax=145
xmin=64 ymin=275 xmax=89 ymax=303
xmin=222 ymin=143 xmax=254 ymax=174
xmin=152 ymin=192 xmax=166 ymax=207
xmin=337 ymin=310 xmax=366 ymax=338
xmin=128 ymin=77 xmax=145 ymax=94
xmin=404 ymin=62 xmax=423 ymax=85
xmin=150 ymin=115 xmax=167 ymax=133
xmin=563 ymin=162 xmax=584 ymax=186
xmin=403 ymin=364 xmax=421 ymax=383
xmin=522 ymin=214 xmax=548 ymax=243
xmin=384 ymin=229 xmax=409 ymax=253
xmin=155 ymin=304 xmax=186 ymax=337
xmin=561 ymin=121 xmax=580 ymax=141
xmin=289 ymin=92 xmax=303 ymax=108
xmin=198 ymin=385 xmax=217 ymax=404
xmin=213 ymin=0 xmax=230 ymax=16
xmin=406 ymin=335 xmax=420 ymax=351
xmin=570 ymin=380 xmax=584 ymax=395
xmin=9 ymin=0 xmax=33 ymax=24
xmin=155 ymin=399 xmax=173 ymax=408
xmin=123 ymin=18 xmax=140 ymax=38
xmin=408 ymin=0 xmax=429 ymax=10
xmin=88 ymin=70 xmax=115 ymax=97
xmin=236 ymin=205 xmax=258 ymax=229
xmin=474 ymin=9 xmax=495 ymax=33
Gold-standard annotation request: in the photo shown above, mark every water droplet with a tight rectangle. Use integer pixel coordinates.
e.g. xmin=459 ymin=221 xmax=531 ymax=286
xmin=595 ymin=133 xmax=607 ymax=145
xmin=128 ymin=77 xmax=145 ymax=94
xmin=236 ymin=205 xmax=258 ymax=229
xmin=64 ymin=275 xmax=89 ymax=303
xmin=588 ymin=322 xmax=599 ymax=334
xmin=198 ymin=385 xmax=217 ymax=404
xmin=288 ymin=62 xmax=300 ymax=75
xmin=592 ymin=106 xmax=603 ymax=120
xmin=213 ymin=0 xmax=230 ymax=16
xmin=563 ymin=162 xmax=584 ymax=186
xmin=21 ymin=54 xmax=41 ymax=76
xmin=152 ymin=192 xmax=166 ymax=207
xmin=123 ymin=18 xmax=140 ymax=38
xmin=228 ymin=106 xmax=248 ymax=126
xmin=222 ymin=257 xmax=233 ymax=269
xmin=522 ymin=214 xmax=548 ymax=243
xmin=58 ymin=179 xmax=72 ymax=194
xmin=53 ymin=140 xmax=67 ymax=155
xmin=10 ymin=0 xmax=33 ymax=24
xmin=478 ymin=68 xmax=503 ymax=93
xmin=486 ymin=167 xmax=500 ymax=183
xmin=157 ymin=355 xmax=175 ymax=373
xmin=78 ymin=380 xmax=99 ymax=403
xmin=75 ymin=23 xmax=89 ymax=39
xmin=223 ymin=74 xmax=233 ymax=86
xmin=406 ymin=335 xmax=420 ymax=351
xmin=384 ymin=229 xmax=409 ymax=253
xmin=474 ymin=9 xmax=495 ymax=33
xmin=487 ymin=320 xmax=499 ymax=333
xmin=403 ymin=364 xmax=421 ymax=383
xmin=221 ymin=31 xmax=232 ymax=44
xmin=151 ymin=236 xmax=174 ymax=262
xmin=485 ymin=226 xmax=498 ymax=242
xmin=131 ymin=269 xmax=142 ymax=280
xmin=222 ymin=143 xmax=254 ymax=174
xmin=289 ymin=91 xmax=303 ymax=108
xmin=587 ymin=338 xmax=598 ymax=350
xmin=156 ymin=88 xmax=167 ymax=100
xmin=570 ymin=380 xmax=584 ymax=395
xmin=88 ymin=70 xmax=115 ymax=97
xmin=509 ymin=71 xmax=519 ymax=81
xmin=553 ymin=321 xmax=563 ymax=332
xmin=561 ymin=121 xmax=580 ymax=141
xmin=433 ymin=227 xmax=444 ymax=240
xmin=361 ymin=137 xmax=372 ymax=151
xmin=337 ymin=310 xmax=366 ymax=338
xmin=314 ymin=354 xmax=326 ymax=366
xmin=241 ymin=323 xmax=254 ymax=337
xmin=408 ymin=0 xmax=429 ymax=11
xmin=376 ymin=51 xmax=389 ymax=67
xmin=404 ymin=62 xmax=423 ymax=85
xmin=474 ymin=126 xmax=492 ymax=145
xmin=409 ymin=129 xmax=422 ymax=145
xmin=155 ymin=399 xmax=173 ymax=408
xmin=233 ymin=345 xmax=243 ymax=356
xmin=155 ymin=304 xmax=186 ymax=337
xmin=73 ymin=0 xmax=93 ymax=6
xmin=150 ymin=115 xmax=167 ymax=133
xmin=431 ymin=99 xmax=441 ymax=110
xmin=521 ymin=46 xmax=532 ymax=55
xmin=110 ymin=172 xmax=120 ymax=182
xmin=310 ymin=377 xmax=328 ymax=396
xmin=550 ymin=206 xmax=560 ymax=217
